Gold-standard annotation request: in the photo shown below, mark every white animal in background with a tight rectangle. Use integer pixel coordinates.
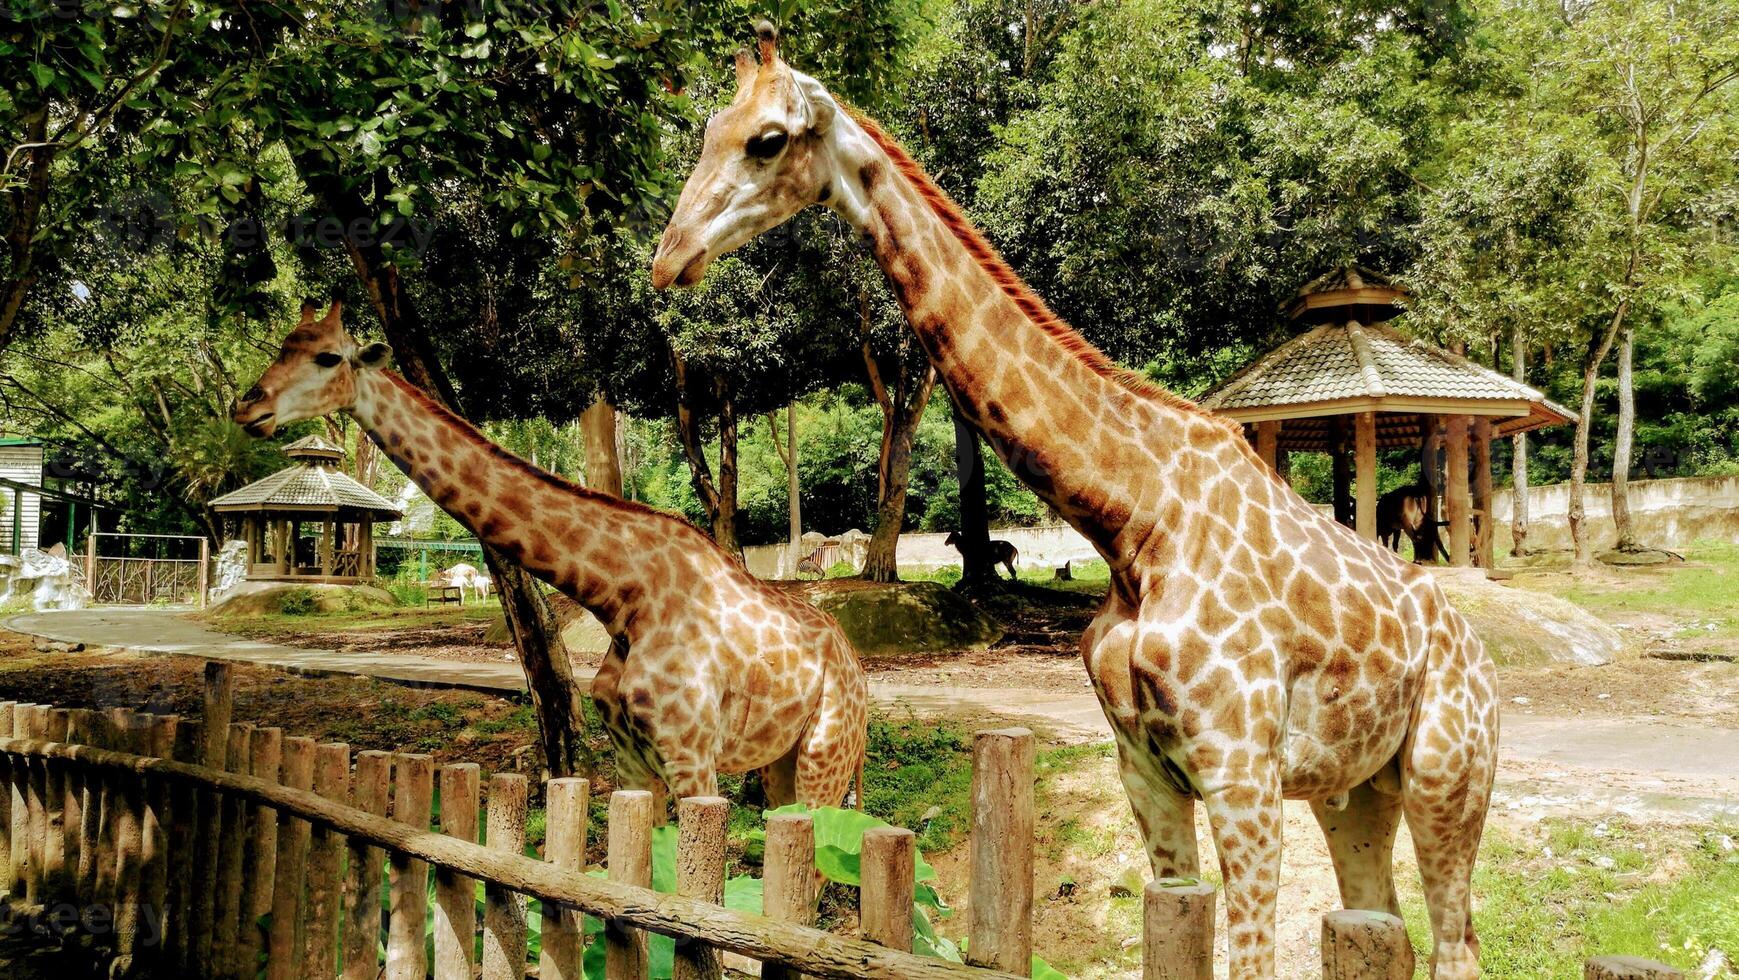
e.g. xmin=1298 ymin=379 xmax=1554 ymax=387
xmin=434 ymin=561 xmax=491 ymax=601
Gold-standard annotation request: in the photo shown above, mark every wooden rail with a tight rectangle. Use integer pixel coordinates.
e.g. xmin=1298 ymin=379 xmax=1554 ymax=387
xmin=0 ymin=663 xmax=1031 ymax=980
xmin=0 ymin=659 xmax=1693 ymax=980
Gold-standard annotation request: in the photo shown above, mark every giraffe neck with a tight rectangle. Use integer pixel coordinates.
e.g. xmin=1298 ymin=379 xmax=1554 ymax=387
xmin=830 ymin=114 xmax=1215 ymax=564
xmin=351 ymin=370 xmax=702 ymax=633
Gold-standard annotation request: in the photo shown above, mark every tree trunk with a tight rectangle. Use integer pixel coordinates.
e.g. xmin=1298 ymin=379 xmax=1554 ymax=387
xmin=952 ymin=405 xmax=995 ymax=585
xmin=0 ymin=104 xmax=53 ymax=357
xmin=580 ymin=392 xmax=623 ymax=497
xmin=1570 ymin=298 xmax=1628 ymax=566
xmin=1509 ymin=322 xmax=1531 ymax=556
xmin=786 ymin=404 xmax=801 ymax=575
xmin=1610 ymin=325 xmax=1639 ymax=551
xmin=670 ymin=354 xmax=742 ymax=562
xmin=316 ymin=180 xmax=589 ymax=779
xmin=715 ymin=387 xmax=741 ymax=558
xmin=862 ymin=368 xmax=937 ymax=583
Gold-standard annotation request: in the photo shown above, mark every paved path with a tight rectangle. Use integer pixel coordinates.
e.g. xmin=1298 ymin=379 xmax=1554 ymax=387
xmin=4 ymin=608 xmax=538 ymax=695
xmin=7 ymin=609 xmax=1739 ymax=818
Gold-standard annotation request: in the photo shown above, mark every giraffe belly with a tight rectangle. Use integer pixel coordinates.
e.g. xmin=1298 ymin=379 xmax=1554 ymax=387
xmin=711 ymin=643 xmax=825 ymax=774
xmin=1278 ymin=675 xmax=1413 ymax=800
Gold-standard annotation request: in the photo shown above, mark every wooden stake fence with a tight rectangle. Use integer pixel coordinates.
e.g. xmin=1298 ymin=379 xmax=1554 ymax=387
xmin=0 ymin=665 xmax=1696 ymax=980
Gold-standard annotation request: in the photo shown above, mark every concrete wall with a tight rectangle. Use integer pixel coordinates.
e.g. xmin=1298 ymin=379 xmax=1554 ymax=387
xmin=1489 ymin=475 xmax=1739 ymax=552
xmin=0 ymin=445 xmax=43 ymax=554
xmin=746 ymin=523 xmax=1103 ymax=579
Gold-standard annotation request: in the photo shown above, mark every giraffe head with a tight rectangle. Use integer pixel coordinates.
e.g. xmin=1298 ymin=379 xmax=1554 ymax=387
xmin=651 ymin=22 xmax=860 ymax=289
xmin=233 ymin=301 xmax=393 ymax=437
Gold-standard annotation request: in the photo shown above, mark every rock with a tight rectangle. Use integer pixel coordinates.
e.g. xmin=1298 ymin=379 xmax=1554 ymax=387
xmin=791 ymin=581 xmax=1004 ymax=657
xmin=209 ymin=540 xmax=249 ymax=601
xmin=1432 ymin=570 xmax=1622 ymax=666
xmin=483 ymin=593 xmax=613 ymax=653
xmin=0 ymin=547 xmax=91 ymax=611
xmin=204 ymin=580 xmax=399 ymax=616
xmin=33 ymin=637 xmax=84 ymax=653
xmin=1597 ymin=548 xmax=1683 ymax=567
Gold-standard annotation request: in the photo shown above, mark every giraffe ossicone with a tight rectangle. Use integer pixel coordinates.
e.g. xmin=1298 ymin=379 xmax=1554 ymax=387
xmin=655 ymin=24 xmax=1498 ymax=980
xmin=234 ymin=302 xmax=869 ymax=816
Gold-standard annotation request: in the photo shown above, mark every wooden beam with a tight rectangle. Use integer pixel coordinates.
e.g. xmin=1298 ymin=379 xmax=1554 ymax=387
xmin=1254 ymin=421 xmax=1280 ymax=473
xmin=1354 ymin=411 xmax=1377 ymax=539
xmin=1331 ymin=418 xmax=1352 ymax=528
xmin=1473 ymin=419 xmax=1494 ymax=570
xmin=1445 ymin=415 xmax=1471 ymax=566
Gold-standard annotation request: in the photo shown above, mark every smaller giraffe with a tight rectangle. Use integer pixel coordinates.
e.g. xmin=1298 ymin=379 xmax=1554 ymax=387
xmin=233 ymin=303 xmax=869 ymax=813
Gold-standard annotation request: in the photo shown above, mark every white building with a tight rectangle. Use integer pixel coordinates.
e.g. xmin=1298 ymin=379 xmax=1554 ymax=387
xmin=0 ymin=438 xmax=44 ymax=555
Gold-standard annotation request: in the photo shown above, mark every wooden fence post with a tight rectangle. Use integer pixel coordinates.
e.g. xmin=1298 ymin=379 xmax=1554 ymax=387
xmin=140 ymin=714 xmax=177 ymax=973
xmin=435 ymin=762 xmax=481 ymax=980
xmin=966 ymin=728 xmax=1035 ymax=974
xmin=605 ymin=790 xmax=655 ymax=980
xmin=304 ymin=742 xmax=351 ymax=977
xmin=1322 ymin=909 xmax=1413 ymax=980
xmin=674 ymin=796 xmax=729 ymax=980
xmin=166 ymin=720 xmax=201 ymax=971
xmin=60 ymin=708 xmax=88 ymax=907
xmin=193 ymin=662 xmax=233 ymax=972
xmin=483 ymin=772 xmax=530 ymax=980
xmin=41 ymin=707 xmax=69 ymax=904
xmin=1584 ymin=957 xmax=1686 ymax=980
xmin=238 ymin=726 xmax=283 ymax=976
xmin=1143 ymin=880 xmax=1215 ymax=980
xmin=266 ymin=736 xmax=315 ymax=980
xmin=385 ymin=753 xmax=434 ymax=980
xmin=541 ymin=777 xmax=590 ymax=980
xmin=342 ymin=750 xmax=391 ymax=980
xmin=861 ymin=827 xmax=916 ymax=953
xmin=213 ymin=722 xmax=254 ymax=973
xmin=0 ymin=702 xmax=13 ymax=898
xmin=761 ymin=811 xmax=815 ymax=980
xmin=16 ymin=703 xmax=41 ymax=906
xmin=111 ymin=712 xmax=150 ymax=969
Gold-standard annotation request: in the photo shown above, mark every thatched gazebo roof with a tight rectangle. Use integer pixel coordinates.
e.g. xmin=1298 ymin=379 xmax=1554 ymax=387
xmin=211 ymin=435 xmax=400 ymax=520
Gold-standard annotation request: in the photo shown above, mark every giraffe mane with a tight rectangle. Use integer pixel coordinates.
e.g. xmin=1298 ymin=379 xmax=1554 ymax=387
xmin=379 ymin=371 xmax=710 ymax=533
xmin=843 ymin=106 xmax=1236 ymax=430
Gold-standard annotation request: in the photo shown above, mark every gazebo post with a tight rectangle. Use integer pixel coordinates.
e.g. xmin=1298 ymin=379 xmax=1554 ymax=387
xmin=1255 ymin=421 xmax=1280 ymax=473
xmin=1445 ymin=415 xmax=1472 ymax=567
xmin=1473 ymin=419 xmax=1494 ymax=570
xmin=1331 ymin=417 xmax=1353 ymax=528
xmin=1354 ymin=411 xmax=1377 ymax=540
xmin=1419 ymin=416 xmax=1443 ymax=564
xmin=360 ymin=522 xmax=374 ymax=578
xmin=320 ymin=519 xmax=335 ymax=577
xmin=276 ymin=520 xmax=291 ymax=576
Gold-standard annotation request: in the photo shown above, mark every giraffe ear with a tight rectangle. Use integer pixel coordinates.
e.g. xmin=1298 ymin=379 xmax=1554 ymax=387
xmin=794 ymin=72 xmax=835 ymax=135
xmin=356 ymin=342 xmax=393 ymax=369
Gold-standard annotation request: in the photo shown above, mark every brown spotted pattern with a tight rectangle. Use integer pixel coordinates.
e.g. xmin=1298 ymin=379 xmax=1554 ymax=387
xmin=234 ymin=305 xmax=869 ymax=816
xmin=652 ymin=39 xmax=1499 ymax=980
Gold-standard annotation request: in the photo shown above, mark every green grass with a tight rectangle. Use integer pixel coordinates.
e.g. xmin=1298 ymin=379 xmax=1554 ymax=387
xmin=1399 ymin=818 xmax=1739 ymax=976
xmin=1556 ymin=540 xmax=1739 ymax=636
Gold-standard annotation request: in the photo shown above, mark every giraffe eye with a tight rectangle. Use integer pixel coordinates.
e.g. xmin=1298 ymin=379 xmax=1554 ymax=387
xmin=314 ymin=351 xmax=343 ymax=368
xmin=746 ymin=129 xmax=788 ymax=159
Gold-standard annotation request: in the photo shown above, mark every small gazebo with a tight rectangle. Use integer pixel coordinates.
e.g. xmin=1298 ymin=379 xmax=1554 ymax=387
xmin=210 ymin=435 xmax=401 ymax=582
xmin=1201 ymin=266 xmax=1573 ymax=569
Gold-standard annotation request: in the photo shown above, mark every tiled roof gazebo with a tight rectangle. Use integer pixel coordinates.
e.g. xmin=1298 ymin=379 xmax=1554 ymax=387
xmin=210 ymin=434 xmax=401 ymax=582
xmin=1201 ymin=266 xmax=1573 ymax=568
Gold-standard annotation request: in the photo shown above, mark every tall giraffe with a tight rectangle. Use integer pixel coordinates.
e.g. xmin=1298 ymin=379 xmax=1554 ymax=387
xmin=652 ymin=26 xmax=1497 ymax=979
xmin=233 ymin=303 xmax=868 ymax=812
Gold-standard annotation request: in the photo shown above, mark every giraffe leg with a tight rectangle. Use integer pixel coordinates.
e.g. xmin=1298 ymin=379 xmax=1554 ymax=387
xmin=759 ymin=747 xmax=800 ymax=809
xmin=793 ymin=653 xmax=867 ymax=809
xmin=1311 ymin=772 xmax=1408 ymax=922
xmin=1112 ymin=731 xmax=1199 ymax=878
xmin=1404 ymin=658 xmax=1497 ymax=979
xmin=1198 ymin=759 xmax=1284 ymax=979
